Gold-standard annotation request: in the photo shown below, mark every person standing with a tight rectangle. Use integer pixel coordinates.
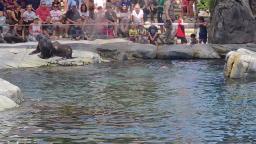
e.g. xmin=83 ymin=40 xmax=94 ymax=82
xmin=164 ymin=0 xmax=175 ymax=21
xmin=176 ymin=18 xmax=187 ymax=44
xmin=157 ymin=0 xmax=165 ymax=23
xmin=198 ymin=16 xmax=207 ymax=44
xmin=50 ymin=3 xmax=63 ymax=37
xmin=187 ymin=0 xmax=195 ymax=19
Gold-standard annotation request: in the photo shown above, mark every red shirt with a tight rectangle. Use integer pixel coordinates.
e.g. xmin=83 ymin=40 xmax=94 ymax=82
xmin=176 ymin=24 xmax=186 ymax=38
xmin=36 ymin=6 xmax=50 ymax=22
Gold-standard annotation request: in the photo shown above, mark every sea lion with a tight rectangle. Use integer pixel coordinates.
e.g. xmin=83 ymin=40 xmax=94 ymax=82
xmin=52 ymin=41 xmax=73 ymax=59
xmin=29 ymin=34 xmax=55 ymax=59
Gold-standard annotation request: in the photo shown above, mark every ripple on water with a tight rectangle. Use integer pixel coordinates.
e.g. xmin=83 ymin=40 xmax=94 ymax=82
xmin=0 ymin=60 xmax=256 ymax=143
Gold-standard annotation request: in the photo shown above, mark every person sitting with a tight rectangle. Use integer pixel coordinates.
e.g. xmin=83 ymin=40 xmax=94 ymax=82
xmin=28 ymin=17 xmax=41 ymax=41
xmin=137 ymin=24 xmax=148 ymax=44
xmin=131 ymin=4 xmax=144 ymax=25
xmin=22 ymin=4 xmax=37 ymax=37
xmin=190 ymin=33 xmax=198 ymax=45
xmin=128 ymin=23 xmax=138 ymax=42
xmin=15 ymin=19 xmax=25 ymax=39
xmin=25 ymin=0 xmax=41 ymax=10
xmin=42 ymin=16 xmax=55 ymax=38
xmin=65 ymin=3 xmax=81 ymax=38
xmin=80 ymin=3 xmax=90 ymax=21
xmin=5 ymin=0 xmax=17 ymax=12
xmin=104 ymin=4 xmax=118 ymax=38
xmin=117 ymin=2 xmax=130 ymax=37
xmin=147 ymin=23 xmax=158 ymax=45
xmin=50 ymin=3 xmax=63 ymax=38
xmin=52 ymin=0 xmax=61 ymax=9
xmin=4 ymin=26 xmax=26 ymax=43
xmin=36 ymin=0 xmax=51 ymax=23
xmin=23 ymin=4 xmax=37 ymax=25
xmin=9 ymin=5 xmax=22 ymax=25
xmin=70 ymin=19 xmax=86 ymax=40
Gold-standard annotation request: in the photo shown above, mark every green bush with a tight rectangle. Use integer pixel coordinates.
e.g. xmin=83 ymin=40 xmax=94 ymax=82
xmin=197 ymin=0 xmax=215 ymax=11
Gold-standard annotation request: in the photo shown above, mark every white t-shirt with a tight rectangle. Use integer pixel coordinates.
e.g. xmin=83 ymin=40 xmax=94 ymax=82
xmin=50 ymin=10 xmax=62 ymax=21
xmin=80 ymin=11 xmax=89 ymax=17
xmin=94 ymin=0 xmax=106 ymax=8
xmin=132 ymin=9 xmax=143 ymax=24
xmin=22 ymin=11 xmax=37 ymax=22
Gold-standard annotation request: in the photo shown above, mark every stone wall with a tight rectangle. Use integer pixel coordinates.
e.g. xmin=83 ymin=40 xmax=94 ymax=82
xmin=209 ymin=0 xmax=256 ymax=44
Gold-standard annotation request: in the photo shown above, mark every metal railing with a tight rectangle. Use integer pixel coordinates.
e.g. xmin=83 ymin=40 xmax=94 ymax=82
xmin=1 ymin=22 xmax=200 ymax=41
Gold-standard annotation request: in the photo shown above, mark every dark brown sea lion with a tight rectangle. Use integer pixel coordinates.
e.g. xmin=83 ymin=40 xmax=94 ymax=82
xmin=52 ymin=41 xmax=73 ymax=59
xmin=29 ymin=34 xmax=55 ymax=59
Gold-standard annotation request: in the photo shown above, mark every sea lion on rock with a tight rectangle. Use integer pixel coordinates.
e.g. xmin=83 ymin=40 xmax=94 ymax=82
xmin=29 ymin=35 xmax=73 ymax=59
xmin=29 ymin=34 xmax=55 ymax=59
xmin=52 ymin=41 xmax=73 ymax=59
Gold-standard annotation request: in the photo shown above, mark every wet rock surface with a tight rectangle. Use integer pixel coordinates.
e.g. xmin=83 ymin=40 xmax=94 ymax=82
xmin=0 ymin=78 xmax=23 ymax=111
xmin=224 ymin=48 xmax=256 ymax=78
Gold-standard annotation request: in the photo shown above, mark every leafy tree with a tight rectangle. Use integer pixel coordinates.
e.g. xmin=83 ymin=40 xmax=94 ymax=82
xmin=197 ymin=0 xmax=215 ymax=11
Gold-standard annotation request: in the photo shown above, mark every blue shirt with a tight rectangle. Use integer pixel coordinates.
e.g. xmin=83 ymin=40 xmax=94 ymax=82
xmin=0 ymin=2 xmax=4 ymax=11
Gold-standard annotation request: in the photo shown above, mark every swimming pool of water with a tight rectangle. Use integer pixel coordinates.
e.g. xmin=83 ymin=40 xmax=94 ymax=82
xmin=0 ymin=60 xmax=256 ymax=143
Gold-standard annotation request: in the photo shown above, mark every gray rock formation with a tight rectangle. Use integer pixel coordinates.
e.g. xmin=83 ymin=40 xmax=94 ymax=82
xmin=224 ymin=48 xmax=256 ymax=78
xmin=0 ymin=48 xmax=102 ymax=69
xmin=96 ymin=42 xmax=157 ymax=61
xmin=250 ymin=0 xmax=256 ymax=16
xmin=209 ymin=0 xmax=256 ymax=44
xmin=0 ymin=78 xmax=23 ymax=111
xmin=156 ymin=44 xmax=220 ymax=59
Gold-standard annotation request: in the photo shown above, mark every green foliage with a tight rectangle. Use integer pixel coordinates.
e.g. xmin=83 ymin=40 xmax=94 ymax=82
xmin=197 ymin=0 xmax=215 ymax=11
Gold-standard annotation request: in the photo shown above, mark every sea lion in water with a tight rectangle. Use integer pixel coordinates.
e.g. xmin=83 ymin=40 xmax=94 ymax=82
xmin=29 ymin=34 xmax=55 ymax=59
xmin=52 ymin=41 xmax=73 ymax=59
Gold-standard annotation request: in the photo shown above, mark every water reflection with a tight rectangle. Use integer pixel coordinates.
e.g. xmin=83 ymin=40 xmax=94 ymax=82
xmin=0 ymin=60 xmax=256 ymax=143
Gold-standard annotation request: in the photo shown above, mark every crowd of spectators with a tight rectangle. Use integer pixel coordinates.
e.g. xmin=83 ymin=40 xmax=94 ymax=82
xmin=0 ymin=0 xmax=208 ymax=45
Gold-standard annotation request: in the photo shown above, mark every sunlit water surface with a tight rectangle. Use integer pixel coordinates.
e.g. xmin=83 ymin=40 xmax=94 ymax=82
xmin=0 ymin=60 xmax=256 ymax=143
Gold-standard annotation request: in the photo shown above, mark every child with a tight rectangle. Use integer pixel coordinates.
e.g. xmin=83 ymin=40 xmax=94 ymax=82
xmin=198 ymin=17 xmax=208 ymax=44
xmin=176 ymin=18 xmax=187 ymax=44
xmin=137 ymin=24 xmax=148 ymax=44
xmin=128 ymin=23 xmax=138 ymax=42
xmin=190 ymin=33 xmax=198 ymax=44
xmin=28 ymin=18 xmax=41 ymax=41
xmin=147 ymin=23 xmax=158 ymax=45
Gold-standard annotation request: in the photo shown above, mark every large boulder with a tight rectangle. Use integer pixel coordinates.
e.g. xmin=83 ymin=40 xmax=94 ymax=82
xmin=156 ymin=44 xmax=220 ymax=59
xmin=224 ymin=48 xmax=256 ymax=78
xmin=209 ymin=0 xmax=256 ymax=44
xmin=0 ymin=78 xmax=23 ymax=111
